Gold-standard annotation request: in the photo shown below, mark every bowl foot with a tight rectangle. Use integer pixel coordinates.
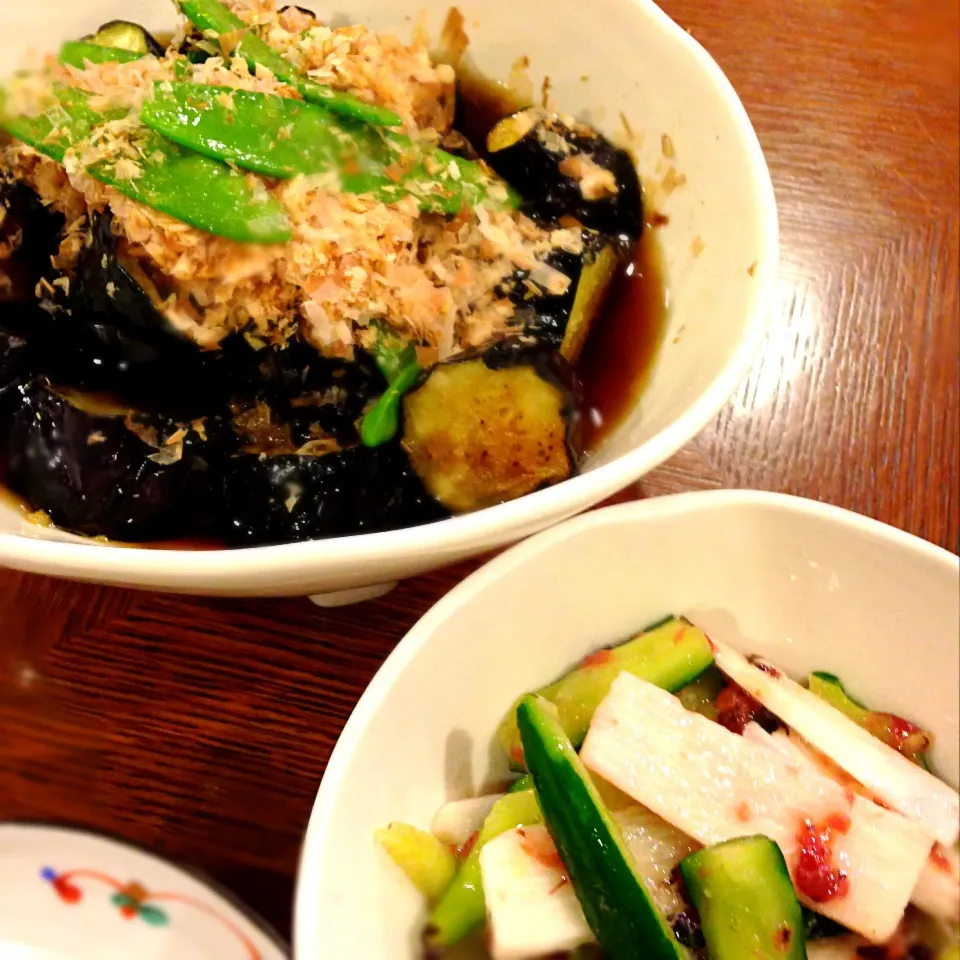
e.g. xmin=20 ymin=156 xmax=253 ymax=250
xmin=307 ymin=582 xmax=398 ymax=607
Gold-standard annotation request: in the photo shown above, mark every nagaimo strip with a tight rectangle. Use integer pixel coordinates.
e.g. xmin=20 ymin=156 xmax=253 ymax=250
xmin=480 ymin=824 xmax=592 ymax=960
xmin=580 ymin=672 xmax=933 ymax=942
xmin=743 ymin=722 xmax=960 ymax=925
xmin=478 ymin=803 xmax=699 ymax=958
xmin=477 ymin=798 xmax=698 ymax=958
xmin=710 ymin=637 xmax=960 ymax=847
xmin=429 ymin=794 xmax=504 ymax=848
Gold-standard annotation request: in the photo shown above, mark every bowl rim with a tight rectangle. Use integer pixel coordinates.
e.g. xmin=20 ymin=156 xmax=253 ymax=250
xmin=293 ymin=487 xmax=959 ymax=952
xmin=0 ymin=0 xmax=780 ymax=586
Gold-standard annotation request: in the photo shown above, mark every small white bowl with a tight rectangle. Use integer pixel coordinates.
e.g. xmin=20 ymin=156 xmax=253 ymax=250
xmin=294 ymin=490 xmax=960 ymax=957
xmin=0 ymin=0 xmax=777 ymax=602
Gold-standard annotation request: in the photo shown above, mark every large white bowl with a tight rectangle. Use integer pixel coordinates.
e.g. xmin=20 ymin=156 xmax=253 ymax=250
xmin=0 ymin=0 xmax=777 ymax=601
xmin=295 ymin=490 xmax=960 ymax=957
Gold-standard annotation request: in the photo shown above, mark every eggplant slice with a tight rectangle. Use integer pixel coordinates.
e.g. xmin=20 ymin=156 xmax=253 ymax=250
xmin=559 ymin=241 xmax=620 ymax=363
xmin=278 ymin=5 xmax=320 ymax=23
xmin=0 ymin=330 xmax=35 ymax=435
xmin=84 ymin=20 xmax=165 ymax=57
xmin=4 ymin=379 xmax=226 ymax=540
xmin=251 ymin=337 xmax=384 ymax=446
xmin=502 ymin=233 xmax=621 ymax=363
xmin=40 ymin=211 xmax=237 ymax=415
xmin=402 ymin=340 xmax=582 ymax=513
xmin=487 ymin=110 xmax=643 ymax=240
xmin=221 ymin=444 xmax=447 ymax=546
xmin=1 ymin=176 xmax=65 ymax=305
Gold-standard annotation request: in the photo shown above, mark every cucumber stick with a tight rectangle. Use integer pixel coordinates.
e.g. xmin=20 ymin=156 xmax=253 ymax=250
xmin=424 ymin=787 xmax=541 ymax=951
xmin=499 ymin=616 xmax=714 ymax=768
xmin=807 ymin=671 xmax=932 ymax=768
xmin=517 ymin=695 xmax=684 ymax=960
xmin=680 ymin=836 xmax=807 ymax=960
xmin=374 ymin=822 xmax=456 ymax=903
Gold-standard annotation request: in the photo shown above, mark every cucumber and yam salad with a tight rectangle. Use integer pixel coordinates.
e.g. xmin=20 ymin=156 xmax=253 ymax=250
xmin=378 ymin=616 xmax=960 ymax=959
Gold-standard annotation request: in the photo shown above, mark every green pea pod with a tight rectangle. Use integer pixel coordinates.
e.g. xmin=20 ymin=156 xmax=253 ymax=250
xmin=59 ymin=41 xmax=145 ymax=69
xmin=368 ymin=323 xmax=419 ymax=383
xmin=140 ymin=82 xmax=518 ymax=214
xmin=361 ymin=361 xmax=420 ymax=448
xmin=141 ymin=81 xmax=381 ymax=180
xmin=90 ymin=132 xmax=292 ymax=244
xmin=0 ymin=86 xmax=123 ymax=164
xmin=0 ymin=87 xmax=291 ymax=244
xmin=177 ymin=0 xmax=402 ymax=127
xmin=359 ymin=324 xmax=421 ymax=447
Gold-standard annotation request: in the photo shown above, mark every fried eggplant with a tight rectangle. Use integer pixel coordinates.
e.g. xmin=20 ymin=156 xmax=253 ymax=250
xmin=84 ymin=20 xmax=165 ymax=57
xmin=402 ymin=339 xmax=582 ymax=513
xmin=487 ymin=110 xmax=643 ymax=239
xmin=221 ymin=443 xmax=447 ymax=546
xmin=503 ymin=234 xmax=621 ymax=363
xmin=0 ymin=176 xmax=65 ymax=305
xmin=4 ymin=378 xmax=225 ymax=540
xmin=40 ymin=212 xmax=235 ymax=415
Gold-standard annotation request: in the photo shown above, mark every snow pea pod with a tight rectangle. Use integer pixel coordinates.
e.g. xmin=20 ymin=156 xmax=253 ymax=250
xmin=361 ymin=327 xmax=421 ymax=447
xmin=90 ymin=132 xmax=292 ymax=244
xmin=0 ymin=86 xmax=120 ymax=164
xmin=178 ymin=0 xmax=402 ymax=127
xmin=361 ymin=361 xmax=420 ymax=448
xmin=0 ymin=87 xmax=292 ymax=244
xmin=140 ymin=82 xmax=518 ymax=214
xmin=369 ymin=327 xmax=419 ymax=385
xmin=59 ymin=41 xmax=145 ymax=69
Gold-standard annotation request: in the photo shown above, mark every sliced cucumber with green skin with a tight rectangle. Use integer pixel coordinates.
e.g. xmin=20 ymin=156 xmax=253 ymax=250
xmin=499 ymin=615 xmax=714 ymax=769
xmin=424 ymin=786 xmax=541 ymax=951
xmin=801 ymin=907 xmax=845 ymax=941
xmin=680 ymin=836 xmax=807 ymax=960
xmin=507 ymin=774 xmax=532 ymax=794
xmin=675 ymin=665 xmax=726 ymax=720
xmin=807 ymin=671 xmax=933 ymax=768
xmin=374 ymin=822 xmax=456 ymax=904
xmin=518 ymin=695 xmax=684 ymax=960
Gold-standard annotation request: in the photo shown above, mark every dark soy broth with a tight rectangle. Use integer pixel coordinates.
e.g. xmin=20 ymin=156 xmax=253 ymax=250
xmin=456 ymin=73 xmax=669 ymax=453
xmin=576 ymin=228 xmax=667 ymax=452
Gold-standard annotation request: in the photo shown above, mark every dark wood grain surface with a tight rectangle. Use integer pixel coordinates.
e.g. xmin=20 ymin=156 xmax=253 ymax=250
xmin=1 ymin=0 xmax=958 ymax=947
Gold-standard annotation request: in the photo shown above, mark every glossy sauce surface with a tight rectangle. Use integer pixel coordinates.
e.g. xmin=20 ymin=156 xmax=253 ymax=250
xmin=576 ymin=229 xmax=666 ymax=451
xmin=455 ymin=72 xmax=668 ymax=453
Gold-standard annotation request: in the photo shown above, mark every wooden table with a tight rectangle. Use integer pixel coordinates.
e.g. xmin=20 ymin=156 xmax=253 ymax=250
xmin=1 ymin=0 xmax=957 ymax=946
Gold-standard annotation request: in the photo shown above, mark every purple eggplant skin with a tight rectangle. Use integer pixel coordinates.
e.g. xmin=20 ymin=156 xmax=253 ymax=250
xmin=497 ymin=245 xmax=585 ymax=350
xmin=0 ymin=175 xmax=65 ymax=296
xmin=485 ymin=113 xmax=643 ymax=241
xmin=0 ymin=327 xmax=37 ymax=455
xmin=4 ymin=378 xmax=228 ymax=541
xmin=220 ymin=443 xmax=448 ymax=546
xmin=0 ymin=328 xmax=35 ymax=403
xmin=39 ymin=211 xmax=234 ymax=416
xmin=253 ymin=337 xmax=385 ymax=446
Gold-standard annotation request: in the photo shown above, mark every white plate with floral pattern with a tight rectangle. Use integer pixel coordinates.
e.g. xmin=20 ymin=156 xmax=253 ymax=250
xmin=0 ymin=823 xmax=288 ymax=960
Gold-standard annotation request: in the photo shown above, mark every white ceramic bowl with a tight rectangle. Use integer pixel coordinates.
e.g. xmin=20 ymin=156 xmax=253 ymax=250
xmin=0 ymin=0 xmax=777 ymax=601
xmin=295 ymin=490 xmax=960 ymax=957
